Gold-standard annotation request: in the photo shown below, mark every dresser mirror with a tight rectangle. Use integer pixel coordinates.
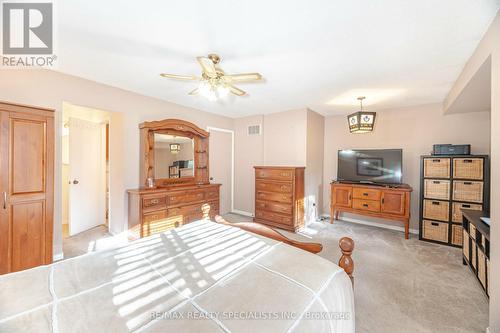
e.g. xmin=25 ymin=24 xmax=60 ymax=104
xmin=153 ymin=133 xmax=195 ymax=180
xmin=140 ymin=119 xmax=210 ymax=187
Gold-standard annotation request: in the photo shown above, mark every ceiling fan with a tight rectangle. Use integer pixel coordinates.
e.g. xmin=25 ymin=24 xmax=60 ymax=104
xmin=160 ymin=54 xmax=262 ymax=101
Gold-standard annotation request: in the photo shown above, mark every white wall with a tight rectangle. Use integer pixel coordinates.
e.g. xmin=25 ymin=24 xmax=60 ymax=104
xmin=322 ymin=103 xmax=491 ymax=231
xmin=305 ymin=109 xmax=325 ymax=222
xmin=233 ymin=108 xmax=325 ymax=223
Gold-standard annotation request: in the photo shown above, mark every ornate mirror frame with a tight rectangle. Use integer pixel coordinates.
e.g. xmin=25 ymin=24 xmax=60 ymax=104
xmin=139 ymin=119 xmax=210 ymax=187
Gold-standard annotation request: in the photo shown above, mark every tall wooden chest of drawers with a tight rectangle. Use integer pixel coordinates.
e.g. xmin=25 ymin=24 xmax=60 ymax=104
xmin=254 ymin=166 xmax=305 ymax=232
xmin=419 ymin=155 xmax=489 ymax=247
xmin=127 ymin=184 xmax=221 ymax=240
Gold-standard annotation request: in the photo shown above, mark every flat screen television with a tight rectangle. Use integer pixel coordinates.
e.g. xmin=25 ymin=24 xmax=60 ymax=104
xmin=337 ymin=149 xmax=403 ymax=185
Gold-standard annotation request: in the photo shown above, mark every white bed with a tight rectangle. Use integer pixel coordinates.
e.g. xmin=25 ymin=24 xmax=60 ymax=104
xmin=0 ymin=219 xmax=355 ymax=333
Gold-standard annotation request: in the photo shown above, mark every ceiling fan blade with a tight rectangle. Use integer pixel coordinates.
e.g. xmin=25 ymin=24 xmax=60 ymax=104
xmin=188 ymin=87 xmax=199 ymax=95
xmin=160 ymin=73 xmax=200 ymax=80
xmin=224 ymin=73 xmax=262 ymax=82
xmin=196 ymin=57 xmax=217 ymax=78
xmin=227 ymin=84 xmax=246 ymax=96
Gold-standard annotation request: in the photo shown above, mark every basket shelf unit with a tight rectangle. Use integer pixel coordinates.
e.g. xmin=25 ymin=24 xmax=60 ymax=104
xmin=419 ymin=155 xmax=490 ymax=247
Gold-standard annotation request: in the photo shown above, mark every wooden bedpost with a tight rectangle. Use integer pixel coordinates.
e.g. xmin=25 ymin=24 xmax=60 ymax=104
xmin=338 ymin=237 xmax=354 ymax=283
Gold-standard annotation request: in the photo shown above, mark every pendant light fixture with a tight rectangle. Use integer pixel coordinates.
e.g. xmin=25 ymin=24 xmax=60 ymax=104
xmin=170 ymin=143 xmax=181 ymax=154
xmin=347 ymin=96 xmax=376 ymax=133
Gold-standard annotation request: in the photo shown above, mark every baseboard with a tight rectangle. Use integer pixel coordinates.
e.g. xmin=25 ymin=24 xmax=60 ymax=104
xmin=231 ymin=209 xmax=254 ymax=217
xmin=53 ymin=252 xmax=64 ymax=261
xmin=321 ymin=214 xmax=419 ymax=235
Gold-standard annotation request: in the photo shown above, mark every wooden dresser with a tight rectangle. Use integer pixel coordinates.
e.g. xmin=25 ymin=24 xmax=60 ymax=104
xmin=254 ymin=166 xmax=305 ymax=232
xmin=127 ymin=184 xmax=220 ymax=239
xmin=419 ymin=155 xmax=489 ymax=247
xmin=128 ymin=119 xmax=221 ymax=239
xmin=330 ymin=182 xmax=412 ymax=239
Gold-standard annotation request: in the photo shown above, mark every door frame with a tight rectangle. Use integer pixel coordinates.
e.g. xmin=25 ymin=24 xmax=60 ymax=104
xmin=207 ymin=126 xmax=234 ymax=213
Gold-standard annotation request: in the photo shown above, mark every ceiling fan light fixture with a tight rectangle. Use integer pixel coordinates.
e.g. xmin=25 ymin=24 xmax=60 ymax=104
xmin=199 ymin=80 xmax=217 ymax=101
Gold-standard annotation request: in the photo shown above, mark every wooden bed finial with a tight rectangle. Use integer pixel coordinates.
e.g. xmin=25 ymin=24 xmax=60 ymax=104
xmin=338 ymin=237 xmax=354 ymax=281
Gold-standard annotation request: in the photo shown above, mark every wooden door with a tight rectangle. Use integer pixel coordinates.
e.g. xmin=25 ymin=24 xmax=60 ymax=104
xmin=0 ymin=104 xmax=54 ymax=274
xmin=381 ymin=190 xmax=405 ymax=215
xmin=0 ymin=111 xmax=10 ymax=274
xmin=332 ymin=185 xmax=352 ymax=208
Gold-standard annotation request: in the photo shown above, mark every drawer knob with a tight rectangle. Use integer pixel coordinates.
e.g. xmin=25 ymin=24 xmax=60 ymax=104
xmin=151 ymin=199 xmax=159 ymax=204
xmin=362 ymin=204 xmax=369 ymax=207
xmin=280 ymin=173 xmax=290 ymax=177
xmin=432 ymin=201 xmax=440 ymax=205
xmin=363 ymin=193 xmax=368 ymax=196
xmin=431 ymin=222 xmax=439 ymax=226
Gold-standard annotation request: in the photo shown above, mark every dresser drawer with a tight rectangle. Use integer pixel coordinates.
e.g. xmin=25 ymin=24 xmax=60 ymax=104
xmin=256 ymin=200 xmax=292 ymax=215
xmin=142 ymin=215 xmax=181 ymax=237
xmin=423 ymin=199 xmax=449 ymax=222
xmin=256 ymin=181 xmax=293 ymax=193
xmin=205 ymin=189 xmax=219 ymax=200
xmin=167 ymin=190 xmax=205 ymax=205
xmin=451 ymin=202 xmax=482 ymax=223
xmin=143 ymin=195 xmax=167 ymax=210
xmin=143 ymin=210 xmax=167 ymax=223
xmin=453 ymin=158 xmax=483 ymax=180
xmin=255 ymin=210 xmax=293 ymax=225
xmin=422 ymin=220 xmax=448 ymax=243
xmin=256 ymin=169 xmax=294 ymax=181
xmin=423 ymin=158 xmax=450 ymax=178
xmin=353 ymin=188 xmax=381 ymax=201
xmin=463 ymin=229 xmax=470 ymax=261
xmin=423 ymin=179 xmax=450 ymax=200
xmin=453 ymin=181 xmax=483 ymax=203
xmin=256 ymin=191 xmax=293 ymax=204
xmin=353 ymin=199 xmax=380 ymax=212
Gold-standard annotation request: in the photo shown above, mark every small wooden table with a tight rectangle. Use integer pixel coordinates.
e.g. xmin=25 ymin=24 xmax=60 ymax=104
xmin=461 ymin=209 xmax=490 ymax=297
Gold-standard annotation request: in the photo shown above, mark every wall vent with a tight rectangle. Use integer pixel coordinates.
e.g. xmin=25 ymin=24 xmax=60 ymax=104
xmin=248 ymin=124 xmax=261 ymax=135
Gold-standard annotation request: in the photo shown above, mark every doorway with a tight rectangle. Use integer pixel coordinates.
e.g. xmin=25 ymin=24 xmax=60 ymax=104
xmin=62 ymin=104 xmax=110 ymax=243
xmin=207 ymin=127 xmax=234 ymax=215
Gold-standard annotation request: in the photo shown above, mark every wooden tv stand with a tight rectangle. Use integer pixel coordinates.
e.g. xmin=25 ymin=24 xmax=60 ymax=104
xmin=330 ymin=181 xmax=413 ymax=239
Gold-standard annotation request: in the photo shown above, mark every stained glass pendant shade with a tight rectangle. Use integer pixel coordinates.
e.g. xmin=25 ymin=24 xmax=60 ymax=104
xmin=347 ymin=96 xmax=376 ymax=133
xmin=170 ymin=143 xmax=181 ymax=154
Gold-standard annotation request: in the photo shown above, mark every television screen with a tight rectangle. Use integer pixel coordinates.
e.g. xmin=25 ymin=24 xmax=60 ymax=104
xmin=337 ymin=149 xmax=403 ymax=184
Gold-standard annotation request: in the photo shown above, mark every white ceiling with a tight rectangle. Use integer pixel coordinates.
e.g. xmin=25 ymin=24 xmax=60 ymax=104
xmin=57 ymin=0 xmax=500 ymax=118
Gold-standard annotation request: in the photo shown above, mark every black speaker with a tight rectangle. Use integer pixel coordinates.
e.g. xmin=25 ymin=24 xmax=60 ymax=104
xmin=432 ymin=144 xmax=471 ymax=155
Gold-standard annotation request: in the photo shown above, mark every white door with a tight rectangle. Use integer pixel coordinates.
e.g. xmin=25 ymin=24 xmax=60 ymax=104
xmin=69 ymin=118 xmax=105 ymax=235
xmin=208 ymin=128 xmax=233 ymax=215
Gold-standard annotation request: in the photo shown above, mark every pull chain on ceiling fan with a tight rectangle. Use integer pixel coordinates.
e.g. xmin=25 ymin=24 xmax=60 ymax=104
xmin=160 ymin=54 xmax=262 ymax=101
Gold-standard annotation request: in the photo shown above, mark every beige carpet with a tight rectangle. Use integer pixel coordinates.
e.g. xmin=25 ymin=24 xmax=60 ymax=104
xmin=222 ymin=213 xmax=489 ymax=333
xmin=61 ymin=215 xmax=489 ymax=332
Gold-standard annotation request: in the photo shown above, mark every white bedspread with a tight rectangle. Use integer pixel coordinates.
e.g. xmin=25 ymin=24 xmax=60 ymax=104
xmin=0 ymin=220 xmax=354 ymax=333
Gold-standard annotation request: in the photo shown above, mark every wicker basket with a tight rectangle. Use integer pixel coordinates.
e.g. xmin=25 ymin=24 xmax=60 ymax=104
xmin=424 ymin=179 xmax=450 ymax=200
xmin=424 ymin=158 xmax=450 ymax=178
xmin=423 ymin=199 xmax=449 ymax=221
xmin=469 ymin=223 xmax=477 ymax=240
xmin=451 ymin=202 xmax=482 ymax=222
xmin=462 ymin=229 xmax=469 ymax=260
xmin=453 ymin=181 xmax=483 ymax=203
xmin=422 ymin=220 xmax=448 ymax=243
xmin=478 ymin=249 xmax=486 ymax=288
xmin=451 ymin=225 xmax=463 ymax=246
xmin=453 ymin=158 xmax=483 ymax=180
